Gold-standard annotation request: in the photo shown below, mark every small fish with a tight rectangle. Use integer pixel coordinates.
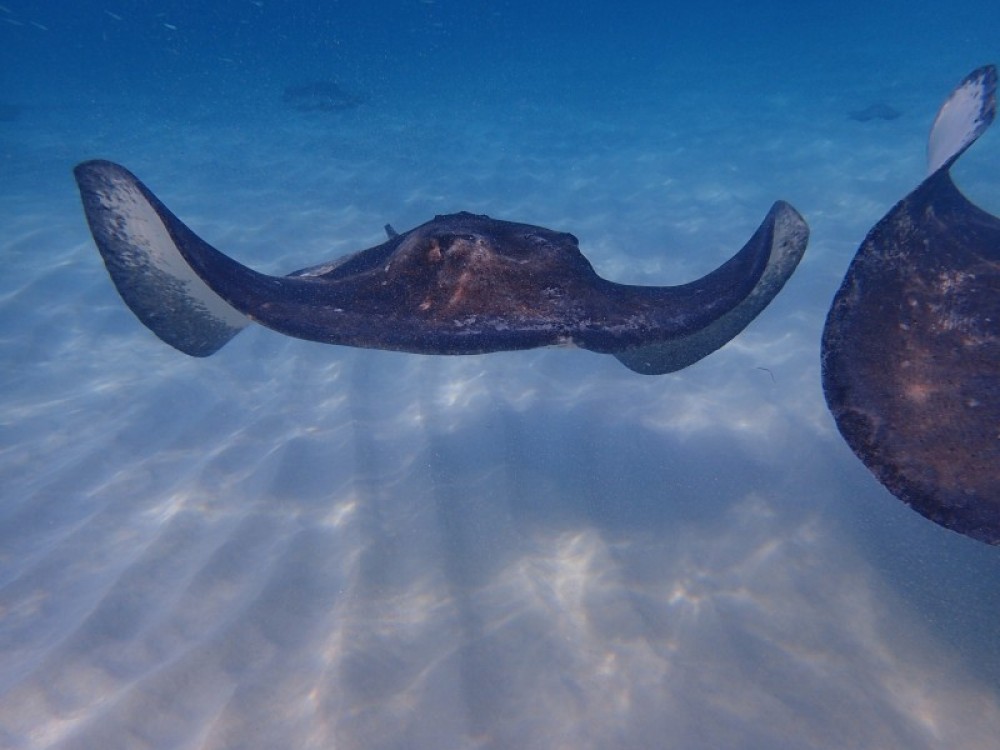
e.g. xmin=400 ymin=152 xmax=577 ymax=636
xmin=105 ymin=10 xmax=123 ymax=21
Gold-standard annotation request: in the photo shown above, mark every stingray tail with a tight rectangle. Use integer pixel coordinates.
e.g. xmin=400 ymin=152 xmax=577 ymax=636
xmin=926 ymin=65 xmax=997 ymax=176
xmin=74 ymin=160 xmax=251 ymax=356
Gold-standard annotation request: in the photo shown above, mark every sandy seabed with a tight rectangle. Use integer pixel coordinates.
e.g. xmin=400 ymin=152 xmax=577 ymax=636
xmin=2 ymin=65 xmax=1000 ymax=749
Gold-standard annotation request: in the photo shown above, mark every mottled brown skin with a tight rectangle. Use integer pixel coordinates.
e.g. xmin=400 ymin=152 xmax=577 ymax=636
xmin=179 ymin=209 xmax=775 ymax=356
xmin=822 ymin=172 xmax=1000 ymax=544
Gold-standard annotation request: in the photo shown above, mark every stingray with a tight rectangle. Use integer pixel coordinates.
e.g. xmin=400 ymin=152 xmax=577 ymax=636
xmin=282 ymin=81 xmax=365 ymax=113
xmin=822 ymin=65 xmax=1000 ymax=544
xmin=848 ymin=102 xmax=902 ymax=122
xmin=73 ymin=162 xmax=808 ymax=375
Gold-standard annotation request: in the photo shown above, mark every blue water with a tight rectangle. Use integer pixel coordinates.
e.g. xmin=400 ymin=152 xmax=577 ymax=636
xmin=2 ymin=2 xmax=1000 ymax=748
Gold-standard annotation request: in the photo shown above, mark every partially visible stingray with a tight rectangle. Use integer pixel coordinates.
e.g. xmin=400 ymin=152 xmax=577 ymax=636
xmin=282 ymin=81 xmax=365 ymax=113
xmin=848 ymin=102 xmax=902 ymax=122
xmin=823 ymin=65 xmax=1000 ymax=544
xmin=73 ymin=162 xmax=808 ymax=375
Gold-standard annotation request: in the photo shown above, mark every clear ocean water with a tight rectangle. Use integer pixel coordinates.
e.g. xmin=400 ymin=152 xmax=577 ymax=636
xmin=2 ymin=2 xmax=999 ymax=748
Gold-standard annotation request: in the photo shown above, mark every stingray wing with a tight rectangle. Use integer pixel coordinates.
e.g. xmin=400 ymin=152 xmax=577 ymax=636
xmin=612 ymin=201 xmax=808 ymax=374
xmin=822 ymin=65 xmax=1000 ymax=544
xmin=74 ymin=160 xmax=251 ymax=356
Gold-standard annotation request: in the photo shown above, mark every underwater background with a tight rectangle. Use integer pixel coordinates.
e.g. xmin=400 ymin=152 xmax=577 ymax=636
xmin=2 ymin=1 xmax=1000 ymax=748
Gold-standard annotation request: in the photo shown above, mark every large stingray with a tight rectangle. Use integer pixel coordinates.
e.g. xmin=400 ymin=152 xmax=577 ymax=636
xmin=822 ymin=65 xmax=1000 ymax=545
xmin=73 ymin=162 xmax=808 ymax=374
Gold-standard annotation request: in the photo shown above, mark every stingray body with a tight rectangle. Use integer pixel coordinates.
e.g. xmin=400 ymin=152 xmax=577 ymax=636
xmin=823 ymin=65 xmax=1000 ymax=544
xmin=73 ymin=162 xmax=808 ymax=374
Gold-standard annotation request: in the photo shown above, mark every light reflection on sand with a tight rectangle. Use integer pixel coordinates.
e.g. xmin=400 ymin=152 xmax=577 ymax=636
xmin=3 ymin=306 xmax=1000 ymax=748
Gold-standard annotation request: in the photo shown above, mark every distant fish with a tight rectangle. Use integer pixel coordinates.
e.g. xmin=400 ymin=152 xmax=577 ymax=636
xmin=105 ymin=11 xmax=123 ymax=21
xmin=848 ymin=102 xmax=902 ymax=122
xmin=282 ymin=80 xmax=366 ymax=113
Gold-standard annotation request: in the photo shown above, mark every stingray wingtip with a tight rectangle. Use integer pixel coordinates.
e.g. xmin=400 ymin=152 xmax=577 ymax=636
xmin=926 ymin=64 xmax=997 ymax=175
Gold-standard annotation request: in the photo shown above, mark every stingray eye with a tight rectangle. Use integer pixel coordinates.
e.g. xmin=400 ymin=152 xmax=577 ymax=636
xmin=524 ymin=233 xmax=551 ymax=248
xmin=425 ymin=239 xmax=443 ymax=262
xmin=434 ymin=234 xmax=478 ymax=254
xmin=526 ymin=230 xmax=577 ymax=248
